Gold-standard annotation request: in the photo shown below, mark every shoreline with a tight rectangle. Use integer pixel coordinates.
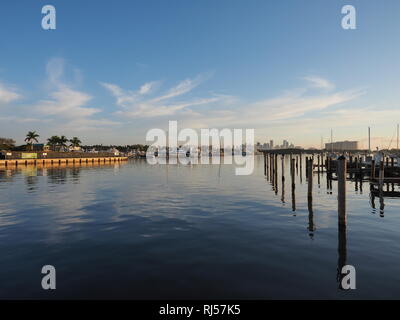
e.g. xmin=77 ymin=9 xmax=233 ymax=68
xmin=0 ymin=156 xmax=128 ymax=167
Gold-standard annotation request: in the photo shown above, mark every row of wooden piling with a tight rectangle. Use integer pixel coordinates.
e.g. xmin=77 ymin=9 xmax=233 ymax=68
xmin=263 ymin=153 xmax=349 ymax=288
xmin=262 ymin=152 xmax=391 ymax=289
xmin=0 ymin=157 xmax=128 ymax=167
xmin=263 ymin=152 xmax=352 ymax=226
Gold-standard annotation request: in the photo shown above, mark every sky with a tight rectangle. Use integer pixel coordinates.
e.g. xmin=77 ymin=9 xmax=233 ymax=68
xmin=1 ymin=0 xmax=400 ymax=148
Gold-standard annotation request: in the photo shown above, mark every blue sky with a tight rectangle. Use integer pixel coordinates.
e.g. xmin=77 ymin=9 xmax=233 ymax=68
xmin=1 ymin=0 xmax=400 ymax=148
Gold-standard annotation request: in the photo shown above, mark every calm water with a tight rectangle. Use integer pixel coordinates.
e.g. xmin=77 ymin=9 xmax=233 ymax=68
xmin=1 ymin=156 xmax=400 ymax=299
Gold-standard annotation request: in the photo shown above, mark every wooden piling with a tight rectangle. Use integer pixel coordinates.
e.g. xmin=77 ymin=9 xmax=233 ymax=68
xmin=379 ymin=161 xmax=385 ymax=187
xmin=291 ymin=158 xmax=296 ymax=212
xmin=307 ymin=159 xmax=313 ymax=198
xmin=337 ymin=156 xmax=347 ymax=225
xmin=371 ymin=160 xmax=376 ymax=179
xmin=264 ymin=153 xmax=266 ymax=176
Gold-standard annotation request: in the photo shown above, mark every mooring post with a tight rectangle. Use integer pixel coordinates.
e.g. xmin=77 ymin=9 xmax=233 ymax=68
xmin=337 ymin=156 xmax=347 ymax=226
xmin=379 ymin=160 xmax=385 ymax=217
xmin=307 ymin=159 xmax=313 ymax=198
xmin=317 ymin=155 xmax=320 ymax=174
xmin=379 ymin=161 xmax=385 ymax=188
xmin=305 ymin=156 xmax=309 ymax=178
xmin=281 ymin=155 xmax=285 ymax=182
xmin=326 ymin=156 xmax=330 ymax=174
xmin=300 ymin=154 xmax=303 ymax=173
xmin=274 ymin=154 xmax=278 ymax=194
xmin=291 ymin=158 xmax=296 ymax=212
xmin=264 ymin=152 xmax=266 ymax=176
xmin=371 ymin=160 xmax=376 ymax=180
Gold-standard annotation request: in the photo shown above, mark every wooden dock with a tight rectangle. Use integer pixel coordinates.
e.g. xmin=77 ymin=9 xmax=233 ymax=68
xmin=0 ymin=156 xmax=128 ymax=167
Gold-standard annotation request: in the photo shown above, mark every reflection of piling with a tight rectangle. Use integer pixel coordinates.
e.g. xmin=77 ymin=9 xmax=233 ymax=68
xmin=291 ymin=158 xmax=296 ymax=212
xmin=327 ymin=170 xmax=332 ymax=194
xmin=337 ymin=220 xmax=347 ymax=289
xmin=337 ymin=156 xmax=347 ymax=226
xmin=337 ymin=155 xmax=348 ymax=289
xmin=281 ymin=166 xmax=285 ymax=204
xmin=379 ymin=161 xmax=385 ymax=216
xmin=307 ymin=158 xmax=314 ymax=236
xmin=274 ymin=154 xmax=278 ymax=186
xmin=307 ymin=190 xmax=315 ymax=238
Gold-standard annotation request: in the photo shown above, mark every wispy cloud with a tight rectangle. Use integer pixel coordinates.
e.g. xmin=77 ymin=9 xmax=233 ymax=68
xmin=0 ymin=82 xmax=20 ymax=105
xmin=100 ymin=80 xmax=159 ymax=108
xmin=35 ymin=58 xmax=119 ymax=130
xmin=103 ymin=73 xmax=228 ymax=119
xmin=303 ymin=75 xmax=335 ymax=90
xmin=179 ymin=77 xmax=364 ymax=129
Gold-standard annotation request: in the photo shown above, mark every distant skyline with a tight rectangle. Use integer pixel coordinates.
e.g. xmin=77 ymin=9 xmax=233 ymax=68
xmin=1 ymin=0 xmax=400 ymax=149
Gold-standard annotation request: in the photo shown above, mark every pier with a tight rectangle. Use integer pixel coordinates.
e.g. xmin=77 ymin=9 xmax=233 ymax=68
xmin=0 ymin=151 xmax=128 ymax=167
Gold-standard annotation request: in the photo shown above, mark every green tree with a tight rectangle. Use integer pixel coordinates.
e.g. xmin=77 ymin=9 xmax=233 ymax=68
xmin=69 ymin=137 xmax=82 ymax=148
xmin=47 ymin=136 xmax=61 ymax=151
xmin=59 ymin=136 xmax=68 ymax=151
xmin=24 ymin=131 xmax=39 ymax=151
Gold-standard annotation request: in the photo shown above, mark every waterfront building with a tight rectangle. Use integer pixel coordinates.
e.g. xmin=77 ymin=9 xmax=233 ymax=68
xmin=325 ymin=140 xmax=359 ymax=151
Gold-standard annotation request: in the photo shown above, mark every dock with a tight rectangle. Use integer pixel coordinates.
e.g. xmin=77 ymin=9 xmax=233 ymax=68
xmin=0 ymin=157 xmax=128 ymax=167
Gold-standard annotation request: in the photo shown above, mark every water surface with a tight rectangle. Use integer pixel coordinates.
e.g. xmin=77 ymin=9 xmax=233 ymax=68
xmin=1 ymin=156 xmax=400 ymax=299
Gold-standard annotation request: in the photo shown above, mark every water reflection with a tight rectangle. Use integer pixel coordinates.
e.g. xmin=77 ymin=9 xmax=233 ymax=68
xmin=337 ymin=222 xmax=347 ymax=289
xmin=1 ymin=156 xmax=400 ymax=298
xmin=0 ymin=162 xmax=125 ymax=187
xmin=307 ymin=195 xmax=315 ymax=239
xmin=263 ymin=153 xmax=400 ymax=294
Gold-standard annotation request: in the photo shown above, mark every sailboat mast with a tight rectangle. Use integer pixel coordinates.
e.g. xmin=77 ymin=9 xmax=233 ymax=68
xmin=368 ymin=126 xmax=371 ymax=152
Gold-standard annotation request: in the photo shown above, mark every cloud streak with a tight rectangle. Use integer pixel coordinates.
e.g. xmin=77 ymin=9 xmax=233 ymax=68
xmin=0 ymin=82 xmax=20 ymax=105
xmin=34 ymin=58 xmax=119 ymax=131
xmin=102 ymin=73 xmax=229 ymax=119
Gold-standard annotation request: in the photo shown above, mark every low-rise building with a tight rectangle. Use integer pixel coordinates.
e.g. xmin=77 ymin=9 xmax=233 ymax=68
xmin=325 ymin=141 xmax=359 ymax=151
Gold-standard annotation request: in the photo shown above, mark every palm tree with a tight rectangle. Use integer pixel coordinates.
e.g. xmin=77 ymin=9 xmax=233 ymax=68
xmin=69 ymin=137 xmax=82 ymax=148
xmin=24 ymin=131 xmax=39 ymax=151
xmin=47 ymin=136 xmax=60 ymax=151
xmin=59 ymin=136 xmax=68 ymax=151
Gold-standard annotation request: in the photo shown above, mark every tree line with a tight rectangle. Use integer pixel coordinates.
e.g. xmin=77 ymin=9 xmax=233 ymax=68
xmin=1 ymin=131 xmax=148 ymax=152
